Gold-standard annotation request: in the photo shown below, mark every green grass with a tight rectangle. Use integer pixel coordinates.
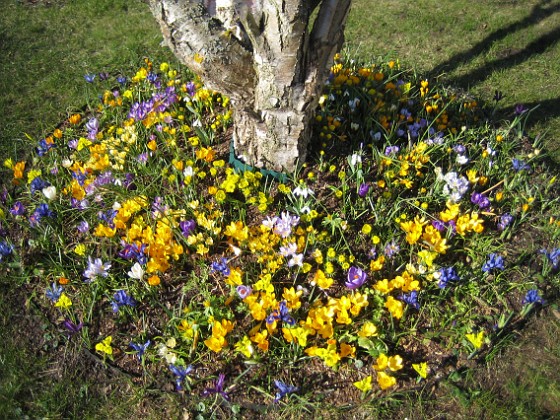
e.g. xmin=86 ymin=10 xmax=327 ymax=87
xmin=0 ymin=0 xmax=176 ymax=162
xmin=346 ymin=0 xmax=560 ymax=160
xmin=1 ymin=0 xmax=559 ymax=418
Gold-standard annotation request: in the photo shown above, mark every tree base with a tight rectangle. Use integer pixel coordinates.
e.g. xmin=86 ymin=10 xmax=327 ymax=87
xmin=228 ymin=142 xmax=288 ymax=183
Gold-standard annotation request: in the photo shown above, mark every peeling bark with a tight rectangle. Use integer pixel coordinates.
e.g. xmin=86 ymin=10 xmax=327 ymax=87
xmin=149 ymin=0 xmax=351 ymax=172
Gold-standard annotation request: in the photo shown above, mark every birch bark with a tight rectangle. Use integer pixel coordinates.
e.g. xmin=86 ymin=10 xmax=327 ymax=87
xmin=149 ymin=0 xmax=351 ymax=172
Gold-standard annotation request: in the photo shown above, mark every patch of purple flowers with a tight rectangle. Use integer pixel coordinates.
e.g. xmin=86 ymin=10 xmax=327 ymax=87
xmin=540 ymin=247 xmax=560 ymax=270
xmin=471 ymin=191 xmax=490 ymax=210
xmin=437 ymin=266 xmax=460 ymax=289
xmin=211 ymin=257 xmax=230 ymax=276
xmin=111 ymin=290 xmax=136 ymax=313
xmin=179 ymin=219 xmax=196 ymax=237
xmin=522 ymin=289 xmax=545 ymax=305
xmin=497 ymin=213 xmax=514 ymax=231
xmin=266 ymin=301 xmax=296 ymax=326
xmin=399 ymin=291 xmax=420 ymax=309
xmin=202 ymin=373 xmax=229 ymax=400
xmin=482 ymin=253 xmax=505 ymax=272
xmin=169 ymin=364 xmax=193 ymax=392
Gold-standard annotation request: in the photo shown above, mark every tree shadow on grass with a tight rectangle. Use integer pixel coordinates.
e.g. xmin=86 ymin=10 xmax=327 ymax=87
xmin=430 ymin=0 xmax=560 ymax=130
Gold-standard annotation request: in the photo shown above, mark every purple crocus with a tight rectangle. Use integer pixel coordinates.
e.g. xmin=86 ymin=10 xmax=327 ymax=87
xmin=10 ymin=201 xmax=26 ymax=216
xmin=384 ymin=145 xmax=400 ymax=155
xmin=179 ymin=219 xmax=196 ymax=237
xmin=345 ymin=266 xmax=368 ymax=290
xmin=62 ymin=318 xmax=83 ymax=336
xmin=119 ymin=242 xmax=147 ymax=264
xmin=236 ymin=285 xmax=252 ymax=299
xmin=540 ymin=248 xmax=560 ymax=270
xmin=186 ymin=81 xmax=196 ymax=96
xmin=514 ymin=103 xmax=528 ymax=116
xmin=202 ymin=373 xmax=229 ymax=400
xmin=432 ymin=219 xmax=446 ymax=232
xmin=83 ymin=257 xmax=111 ymax=282
xmin=77 ymin=220 xmax=90 ymax=233
xmin=84 ymin=73 xmax=96 ymax=83
xmin=358 ymin=183 xmax=370 ymax=198
xmin=497 ymin=213 xmax=514 ymax=231
xmin=471 ymin=191 xmax=490 ymax=209
xmin=85 ymin=117 xmax=99 ymax=139
xmin=512 ymin=158 xmax=531 ymax=172
xmin=384 ymin=240 xmax=400 ymax=258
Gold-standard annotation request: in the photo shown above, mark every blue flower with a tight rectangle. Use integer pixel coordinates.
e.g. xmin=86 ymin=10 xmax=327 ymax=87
xmin=482 ymin=253 xmax=505 ymax=272
xmin=30 ymin=177 xmax=51 ymax=194
xmin=273 ymin=379 xmax=298 ymax=402
xmin=98 ymin=209 xmax=118 ymax=228
xmin=84 ymin=73 xmax=96 ymax=83
xmin=111 ymin=290 xmax=136 ymax=313
xmin=540 ymin=248 xmax=560 ymax=270
xmin=46 ymin=282 xmax=63 ymax=303
xmin=210 ymin=258 xmax=230 ymax=276
xmin=169 ymin=364 xmax=193 ymax=392
xmin=497 ymin=213 xmax=514 ymax=231
xmin=35 ymin=203 xmax=55 ymax=218
xmin=266 ymin=301 xmax=295 ymax=326
xmin=522 ymin=289 xmax=545 ymax=305
xmin=0 ymin=241 xmax=14 ymax=261
xmin=399 ymin=290 xmax=420 ymax=309
xmin=36 ymin=138 xmax=56 ymax=156
xmin=438 ymin=267 xmax=460 ymax=288
xmin=512 ymin=158 xmax=531 ymax=172
xmin=129 ymin=340 xmax=151 ymax=362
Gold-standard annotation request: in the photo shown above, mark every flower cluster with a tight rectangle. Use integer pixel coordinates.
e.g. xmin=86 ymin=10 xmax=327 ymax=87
xmin=0 ymin=56 xmax=557 ymax=406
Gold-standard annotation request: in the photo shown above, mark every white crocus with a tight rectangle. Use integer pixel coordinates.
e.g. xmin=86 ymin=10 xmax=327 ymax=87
xmin=128 ymin=262 xmax=144 ymax=280
xmin=42 ymin=186 xmax=57 ymax=200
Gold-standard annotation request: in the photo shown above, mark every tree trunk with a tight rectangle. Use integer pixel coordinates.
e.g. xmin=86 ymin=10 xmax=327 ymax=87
xmin=148 ymin=0 xmax=351 ymax=172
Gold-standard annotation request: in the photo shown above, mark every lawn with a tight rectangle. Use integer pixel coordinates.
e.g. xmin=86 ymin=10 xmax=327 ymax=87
xmin=1 ymin=0 xmax=559 ymax=418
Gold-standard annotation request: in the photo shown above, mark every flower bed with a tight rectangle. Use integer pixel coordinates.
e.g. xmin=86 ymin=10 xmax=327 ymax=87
xmin=1 ymin=56 xmax=559 ymax=412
